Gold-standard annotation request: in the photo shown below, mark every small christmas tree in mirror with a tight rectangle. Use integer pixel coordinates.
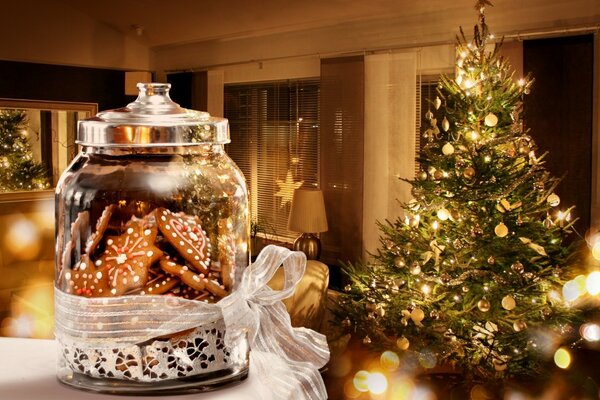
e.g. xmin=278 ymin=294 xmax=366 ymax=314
xmin=336 ymin=0 xmax=586 ymax=383
xmin=0 ymin=109 xmax=50 ymax=191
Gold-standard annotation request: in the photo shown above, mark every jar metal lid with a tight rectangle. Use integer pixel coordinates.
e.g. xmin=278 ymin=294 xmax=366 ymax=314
xmin=77 ymin=83 xmax=230 ymax=146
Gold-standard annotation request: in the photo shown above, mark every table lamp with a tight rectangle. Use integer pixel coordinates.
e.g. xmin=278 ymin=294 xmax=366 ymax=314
xmin=288 ymin=188 xmax=328 ymax=260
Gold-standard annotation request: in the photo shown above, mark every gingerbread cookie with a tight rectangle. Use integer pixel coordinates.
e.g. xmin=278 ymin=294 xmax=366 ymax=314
xmin=95 ymin=216 xmax=163 ymax=296
xmin=155 ymin=208 xmax=211 ymax=274
xmin=64 ymin=255 xmax=111 ymax=297
xmin=85 ymin=204 xmax=117 ymax=255
xmin=140 ymin=274 xmax=180 ymax=295
xmin=158 ymin=257 xmax=227 ymax=298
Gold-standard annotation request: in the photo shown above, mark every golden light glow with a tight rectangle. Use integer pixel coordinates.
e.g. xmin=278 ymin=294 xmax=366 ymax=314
xmin=562 ymin=280 xmax=583 ymax=302
xmin=432 ymin=220 xmax=439 ymax=230
xmin=585 ymin=271 xmax=600 ymax=295
xmin=366 ymin=372 xmax=388 ymax=395
xmin=553 ymin=348 xmax=571 ymax=369
xmin=380 ymin=351 xmax=400 ymax=371
xmin=4 ymin=216 xmax=41 ymax=260
xmin=581 ymin=323 xmax=600 ymax=342
xmin=353 ymin=370 xmax=370 ymax=392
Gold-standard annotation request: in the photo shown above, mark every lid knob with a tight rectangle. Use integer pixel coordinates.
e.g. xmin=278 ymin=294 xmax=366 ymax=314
xmin=127 ymin=83 xmax=184 ymax=115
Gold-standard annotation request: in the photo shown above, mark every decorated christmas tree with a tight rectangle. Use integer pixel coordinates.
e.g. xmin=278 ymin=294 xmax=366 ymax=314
xmin=337 ymin=1 xmax=583 ymax=381
xmin=0 ymin=109 xmax=50 ymax=191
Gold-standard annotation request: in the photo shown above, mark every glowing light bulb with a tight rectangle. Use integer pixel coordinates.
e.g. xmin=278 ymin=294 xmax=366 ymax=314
xmin=554 ymin=348 xmax=571 ymax=369
xmin=586 ymin=271 xmax=600 ymax=295
xmin=562 ymin=280 xmax=583 ymax=302
xmin=464 ymin=79 xmax=475 ymax=89
xmin=432 ymin=220 xmax=439 ymax=230
xmin=484 ymin=155 xmax=491 ymax=162
xmin=518 ymin=78 xmax=526 ymax=87
xmin=422 ymin=284 xmax=431 ymax=295
xmin=437 ymin=208 xmax=450 ymax=221
xmin=469 ymin=131 xmax=479 ymax=141
xmin=380 ymin=351 xmax=400 ymax=371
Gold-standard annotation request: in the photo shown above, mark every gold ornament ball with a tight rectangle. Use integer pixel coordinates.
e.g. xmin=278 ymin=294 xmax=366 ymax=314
xmin=433 ymin=170 xmax=443 ymax=180
xmin=477 ymin=299 xmax=491 ymax=312
xmin=484 ymin=113 xmax=499 ymax=127
xmin=494 ymin=222 xmax=509 ymax=237
xmin=487 ymin=256 xmax=495 ymax=265
xmin=396 ymin=336 xmax=410 ymax=350
xmin=501 ymin=295 xmax=517 ymax=311
xmin=434 ymin=96 xmax=442 ymax=110
xmin=419 ymin=171 xmax=428 ymax=180
xmin=344 ymin=284 xmax=352 ymax=292
xmin=513 ymin=320 xmax=527 ymax=332
xmin=411 ymin=308 xmax=425 ymax=322
xmin=463 ymin=166 xmax=476 ymax=179
xmin=547 ymin=193 xmax=560 ymax=207
xmin=442 ymin=142 xmax=455 ymax=155
xmin=437 ymin=208 xmax=450 ymax=221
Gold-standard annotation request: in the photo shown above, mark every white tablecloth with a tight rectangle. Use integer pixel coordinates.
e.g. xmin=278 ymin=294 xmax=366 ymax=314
xmin=0 ymin=337 xmax=273 ymax=400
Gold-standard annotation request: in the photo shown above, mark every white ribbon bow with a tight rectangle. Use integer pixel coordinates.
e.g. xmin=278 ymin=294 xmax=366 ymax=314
xmin=55 ymin=245 xmax=329 ymax=399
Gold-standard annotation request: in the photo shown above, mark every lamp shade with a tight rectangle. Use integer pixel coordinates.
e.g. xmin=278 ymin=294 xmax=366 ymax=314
xmin=288 ymin=188 xmax=328 ymax=233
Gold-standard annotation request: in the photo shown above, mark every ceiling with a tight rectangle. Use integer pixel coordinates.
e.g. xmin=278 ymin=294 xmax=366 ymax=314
xmin=56 ymin=0 xmax=471 ymax=49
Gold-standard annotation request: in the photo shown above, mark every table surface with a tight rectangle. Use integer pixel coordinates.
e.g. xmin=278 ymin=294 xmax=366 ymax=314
xmin=0 ymin=338 xmax=274 ymax=400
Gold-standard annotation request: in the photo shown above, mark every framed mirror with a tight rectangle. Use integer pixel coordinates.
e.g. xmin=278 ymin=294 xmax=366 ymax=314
xmin=0 ymin=99 xmax=97 ymax=202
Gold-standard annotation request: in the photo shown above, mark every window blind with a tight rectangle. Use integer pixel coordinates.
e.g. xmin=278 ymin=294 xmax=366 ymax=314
xmin=224 ymin=79 xmax=320 ymax=242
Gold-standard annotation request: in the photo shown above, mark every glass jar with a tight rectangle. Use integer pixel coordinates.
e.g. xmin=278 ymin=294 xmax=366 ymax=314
xmin=54 ymin=83 xmax=249 ymax=394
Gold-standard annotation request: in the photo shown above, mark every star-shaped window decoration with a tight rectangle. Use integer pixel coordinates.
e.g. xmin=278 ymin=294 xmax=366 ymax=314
xmin=275 ymin=171 xmax=302 ymax=207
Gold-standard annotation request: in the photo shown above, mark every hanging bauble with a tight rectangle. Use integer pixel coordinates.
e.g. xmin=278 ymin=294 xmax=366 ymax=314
xmin=375 ymin=303 xmax=386 ymax=317
xmin=418 ymin=171 xmax=428 ymax=180
xmin=437 ymin=208 xmax=450 ymax=221
xmin=462 ymin=286 xmax=470 ymax=293
xmin=363 ymin=335 xmax=372 ymax=344
xmin=434 ymin=96 xmax=442 ymax=110
xmin=442 ymin=117 xmax=450 ymax=132
xmin=543 ymin=217 xmax=553 ymax=228
xmin=410 ymin=262 xmax=421 ymax=275
xmin=442 ymin=142 xmax=455 ymax=155
xmin=365 ymin=302 xmax=377 ymax=313
xmin=425 ymin=109 xmax=434 ymax=120
xmin=501 ymin=295 xmax=516 ymax=311
xmin=344 ymin=284 xmax=352 ymax=292
xmin=519 ymin=144 xmax=531 ymax=154
xmin=547 ymin=193 xmax=560 ymax=207
xmin=408 ymin=198 xmax=420 ymax=211
xmin=411 ymin=308 xmax=425 ymax=323
xmin=394 ymin=256 xmax=406 ymax=268
xmin=477 ymin=299 xmax=491 ymax=312
xmin=513 ymin=320 xmax=527 ymax=332
xmin=430 ymin=310 xmax=440 ymax=320
xmin=484 ymin=112 xmax=498 ymax=127
xmin=487 ymin=256 xmax=495 ymax=265
xmin=455 ymin=157 xmax=466 ymax=168
xmin=396 ymin=336 xmax=410 ymax=350
xmin=533 ymin=180 xmax=545 ymax=191
xmin=463 ymin=166 xmax=476 ymax=179
xmin=433 ymin=170 xmax=443 ymax=180
xmin=494 ymin=222 xmax=509 ymax=237
xmin=493 ymin=358 xmax=508 ymax=372
xmin=511 ymin=261 xmax=524 ymax=274
xmin=516 ymin=215 xmax=523 ymax=226
xmin=450 ymin=210 xmax=461 ymax=221
xmin=342 ymin=317 xmax=352 ymax=327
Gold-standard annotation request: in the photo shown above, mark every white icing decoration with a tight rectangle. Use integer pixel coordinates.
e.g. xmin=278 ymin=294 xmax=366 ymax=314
xmin=107 ymin=239 xmax=114 ymax=245
xmin=65 ymin=272 xmax=71 ymax=280
xmin=127 ymin=228 xmax=134 ymax=234
xmin=80 ymin=263 xmax=87 ymax=271
xmin=161 ymin=216 xmax=167 ymax=221
xmin=110 ymin=288 xmax=117 ymax=295
xmin=179 ymin=240 xmax=185 ymax=246
xmin=95 ymin=260 xmax=102 ymax=266
xmin=144 ymin=229 xmax=151 ymax=236
xmin=133 ymin=276 xmax=140 ymax=283
xmin=116 ymin=254 xmax=128 ymax=264
xmin=147 ymin=251 xmax=154 ymax=257
xmin=187 ymin=249 xmax=193 ymax=254
xmin=165 ymin=225 xmax=171 ymax=230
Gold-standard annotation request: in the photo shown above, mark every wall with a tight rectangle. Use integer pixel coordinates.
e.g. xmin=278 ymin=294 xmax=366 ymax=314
xmin=152 ymin=0 xmax=598 ymax=73
xmin=0 ymin=0 xmax=150 ymax=70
